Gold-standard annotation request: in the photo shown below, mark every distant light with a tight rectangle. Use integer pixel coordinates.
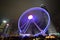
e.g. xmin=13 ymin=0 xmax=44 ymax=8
xmin=45 ymin=36 xmax=55 ymax=38
xmin=7 ymin=24 xmax=9 ymax=26
xmin=20 ymin=34 xmax=31 ymax=37
xmin=2 ymin=20 xmax=7 ymax=23
xmin=28 ymin=15 xmax=33 ymax=20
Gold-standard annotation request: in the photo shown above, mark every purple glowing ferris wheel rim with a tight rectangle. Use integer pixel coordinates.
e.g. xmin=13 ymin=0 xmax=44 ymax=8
xmin=18 ymin=7 xmax=50 ymax=36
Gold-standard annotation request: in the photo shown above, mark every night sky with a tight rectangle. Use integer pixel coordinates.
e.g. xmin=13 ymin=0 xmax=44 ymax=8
xmin=0 ymin=0 xmax=60 ymax=32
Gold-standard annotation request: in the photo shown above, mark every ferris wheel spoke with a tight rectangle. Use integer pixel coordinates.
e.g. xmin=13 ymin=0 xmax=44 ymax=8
xmin=21 ymin=21 xmax=29 ymax=29
xmin=23 ymin=20 xmax=30 ymax=32
xmin=33 ymin=21 xmax=42 ymax=32
xmin=24 ymin=22 xmax=31 ymax=33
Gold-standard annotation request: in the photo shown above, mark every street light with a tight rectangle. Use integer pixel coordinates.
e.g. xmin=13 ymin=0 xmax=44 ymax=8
xmin=2 ymin=20 xmax=7 ymax=23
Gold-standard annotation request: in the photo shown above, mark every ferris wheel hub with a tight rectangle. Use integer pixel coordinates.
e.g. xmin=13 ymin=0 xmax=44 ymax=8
xmin=28 ymin=15 xmax=33 ymax=20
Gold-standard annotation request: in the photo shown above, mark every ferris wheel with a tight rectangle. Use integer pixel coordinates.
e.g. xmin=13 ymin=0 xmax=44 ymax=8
xmin=18 ymin=7 xmax=50 ymax=37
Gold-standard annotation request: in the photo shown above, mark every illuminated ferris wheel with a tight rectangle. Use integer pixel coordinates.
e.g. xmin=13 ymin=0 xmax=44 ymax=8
xmin=18 ymin=7 xmax=50 ymax=37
